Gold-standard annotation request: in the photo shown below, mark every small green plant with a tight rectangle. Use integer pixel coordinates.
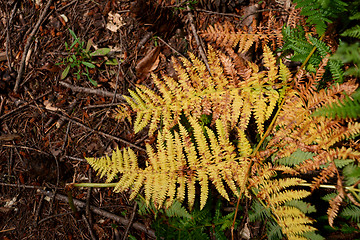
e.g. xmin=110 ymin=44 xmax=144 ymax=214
xmin=137 ymin=196 xmax=239 ymax=240
xmin=172 ymin=0 xmax=198 ymax=11
xmin=57 ymin=29 xmax=112 ymax=86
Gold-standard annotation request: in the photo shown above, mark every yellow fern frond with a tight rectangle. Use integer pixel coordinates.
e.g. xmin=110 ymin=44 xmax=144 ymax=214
xmin=263 ymin=45 xmax=278 ymax=83
xmin=237 ymin=128 xmax=252 ymax=157
xmin=124 ymin=45 xmax=283 ymax=142
xmin=270 ymin=190 xmax=311 ymax=206
xmin=250 ymin=164 xmax=316 ymax=240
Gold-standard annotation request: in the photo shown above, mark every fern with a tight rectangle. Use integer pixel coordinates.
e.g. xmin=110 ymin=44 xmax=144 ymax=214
xmin=331 ymin=42 xmax=360 ymax=77
xmin=313 ymin=89 xmax=360 ymax=119
xmin=82 ymin=20 xmax=360 ymax=238
xmin=302 ymin=231 xmax=325 ymax=240
xmin=308 ymin=35 xmax=344 ymax=82
xmin=201 ymin=19 xmax=283 ymax=52
xmin=282 ymin=25 xmax=345 ymax=82
xmin=274 ymin=149 xmax=317 ymax=166
xmin=249 ymin=164 xmax=317 ymax=239
xmin=124 ymin=45 xmax=281 ymax=137
xmin=340 ymin=205 xmax=360 ymax=222
xmin=249 ymin=200 xmax=272 ymax=222
xmin=267 ymin=220 xmax=284 ymax=240
xmin=293 ymin=0 xmax=348 ymax=35
xmin=165 ymin=200 xmax=192 ymax=219
xmin=341 ymin=25 xmax=360 ymax=39
xmin=152 ymin=199 xmax=238 ymax=240
xmin=282 ymin=26 xmax=322 ymax=71
xmin=87 ymin=117 xmax=249 ymax=210
xmin=343 ymin=163 xmax=360 ymax=186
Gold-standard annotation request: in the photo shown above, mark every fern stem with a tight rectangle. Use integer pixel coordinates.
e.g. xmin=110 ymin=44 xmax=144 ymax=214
xmin=74 ymin=182 xmax=118 ymax=188
xmin=300 ymin=33 xmax=325 ymax=69
xmin=252 ymin=97 xmax=287 ymax=157
xmin=233 ymin=94 xmax=289 ymax=239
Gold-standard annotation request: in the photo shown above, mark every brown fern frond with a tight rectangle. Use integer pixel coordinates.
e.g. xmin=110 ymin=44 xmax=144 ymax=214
xmin=311 ymin=163 xmax=337 ymax=190
xmin=287 ymin=6 xmax=302 ymax=28
xmin=328 ymin=193 xmax=344 ymax=228
xmin=201 ymin=21 xmax=283 ymax=52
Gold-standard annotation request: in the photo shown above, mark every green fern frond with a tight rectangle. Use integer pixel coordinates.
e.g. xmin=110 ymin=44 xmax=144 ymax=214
xmin=267 ymin=220 xmax=284 ymax=240
xmin=340 ymin=205 xmax=360 ymax=222
xmin=275 ymin=149 xmax=317 ymax=166
xmin=312 ymin=89 xmax=360 ymax=118
xmin=165 ymin=200 xmax=192 ymax=219
xmin=328 ymin=59 xmax=344 ymax=82
xmin=331 ymin=41 xmax=360 ymax=77
xmin=341 ymin=25 xmax=360 ymax=39
xmin=294 ymin=0 xmax=348 ymax=35
xmin=308 ymin=35 xmax=344 ymax=82
xmin=302 ymin=231 xmax=325 ymax=240
xmin=284 ymin=200 xmax=317 ymax=214
xmin=249 ymin=200 xmax=272 ymax=222
xmin=343 ymin=163 xmax=360 ymax=186
xmin=282 ymin=26 xmax=322 ymax=71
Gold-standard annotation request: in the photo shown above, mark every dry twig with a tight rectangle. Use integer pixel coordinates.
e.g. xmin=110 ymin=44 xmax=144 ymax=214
xmin=122 ymin=202 xmax=138 ymax=240
xmin=14 ymin=0 xmax=53 ymax=92
xmin=59 ymin=81 xmax=126 ymax=101
xmin=82 ymin=214 xmax=97 ymax=240
xmin=186 ymin=5 xmax=211 ymax=75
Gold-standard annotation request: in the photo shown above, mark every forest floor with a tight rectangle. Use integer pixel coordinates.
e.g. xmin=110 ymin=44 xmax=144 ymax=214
xmin=0 ymin=0 xmax=345 ymax=239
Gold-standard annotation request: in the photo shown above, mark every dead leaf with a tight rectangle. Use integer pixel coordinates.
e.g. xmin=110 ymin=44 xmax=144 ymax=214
xmin=38 ymin=62 xmax=61 ymax=72
xmin=0 ymin=52 xmax=7 ymax=61
xmin=106 ymin=12 xmax=125 ymax=32
xmin=135 ymin=47 xmax=161 ymax=82
xmin=43 ymin=100 xmax=61 ymax=111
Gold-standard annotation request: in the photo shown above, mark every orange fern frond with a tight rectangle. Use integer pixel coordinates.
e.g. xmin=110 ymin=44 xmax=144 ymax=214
xmin=201 ymin=21 xmax=283 ymax=53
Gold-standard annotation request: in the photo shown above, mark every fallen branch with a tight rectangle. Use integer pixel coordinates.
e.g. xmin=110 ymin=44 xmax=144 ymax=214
xmin=37 ymin=189 xmax=156 ymax=239
xmin=59 ymin=81 xmax=126 ymax=101
xmin=14 ymin=0 xmax=53 ymax=92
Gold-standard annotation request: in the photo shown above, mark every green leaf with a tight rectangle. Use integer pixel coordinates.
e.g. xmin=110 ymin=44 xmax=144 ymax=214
xmin=90 ymin=48 xmax=111 ymax=57
xmin=61 ymin=65 xmax=71 ymax=79
xmin=69 ymin=29 xmax=80 ymax=49
xmin=105 ymin=58 xmax=119 ymax=65
xmin=82 ymin=61 xmax=96 ymax=68
xmin=302 ymin=231 xmax=325 ymax=240
xmin=87 ymin=76 xmax=98 ymax=87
